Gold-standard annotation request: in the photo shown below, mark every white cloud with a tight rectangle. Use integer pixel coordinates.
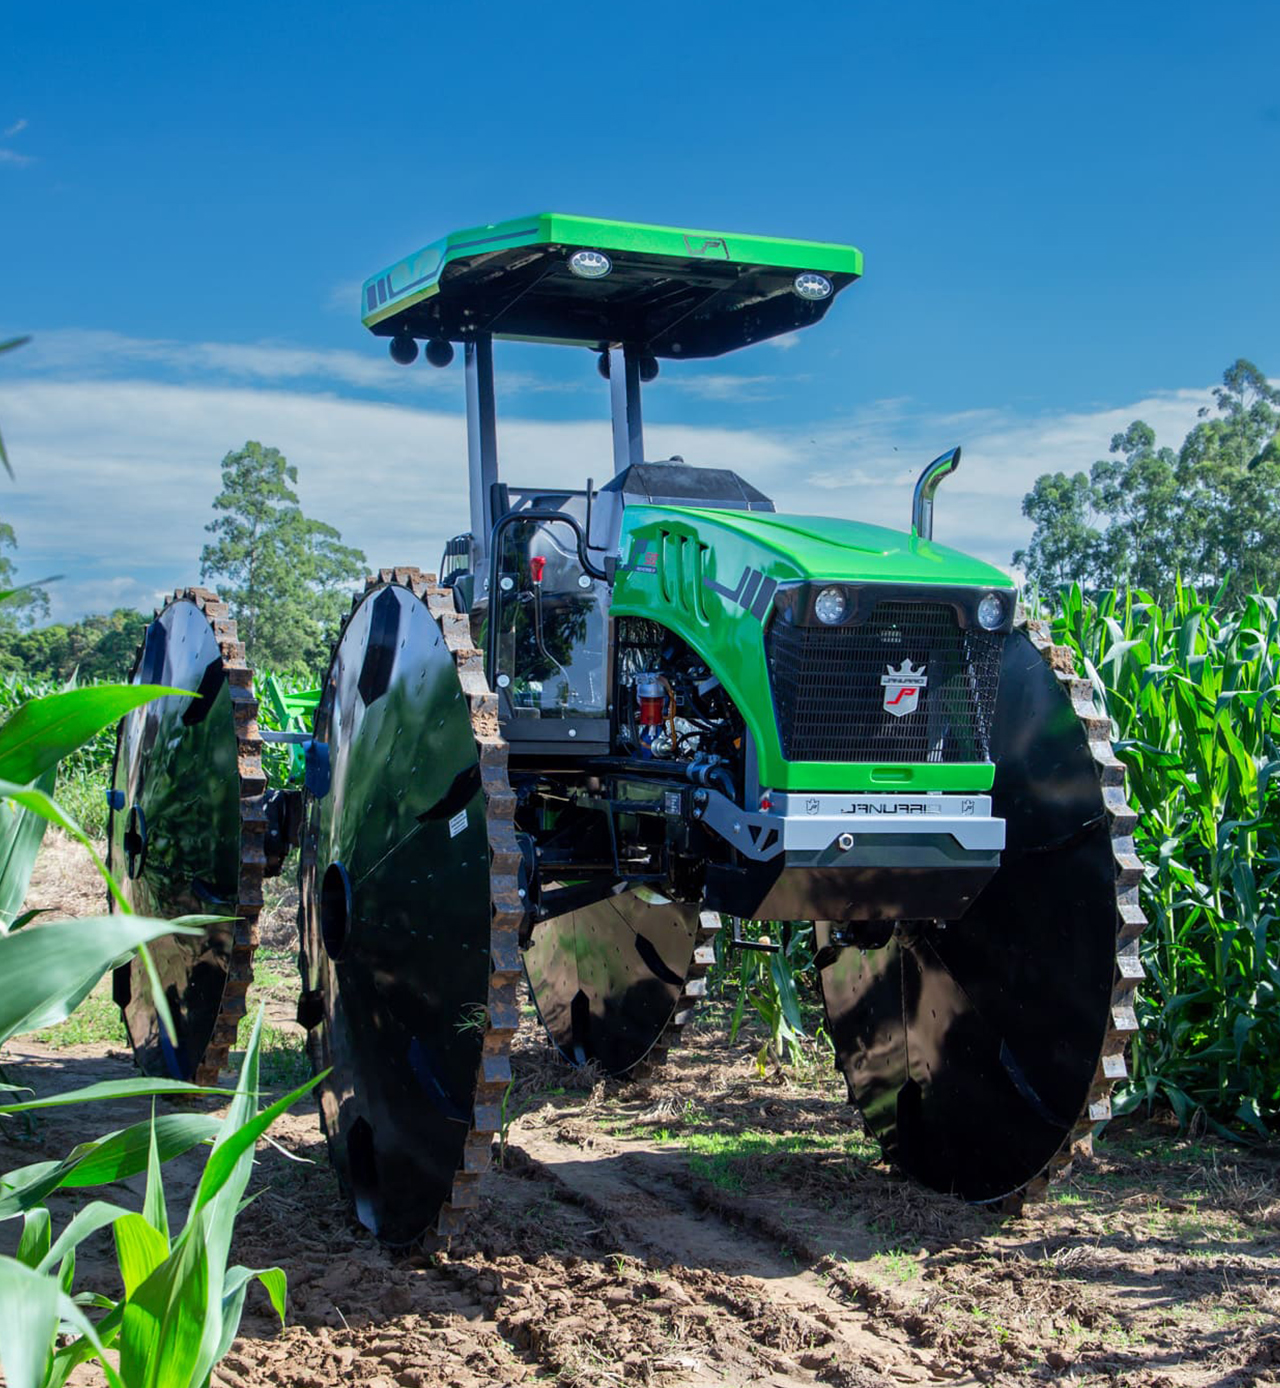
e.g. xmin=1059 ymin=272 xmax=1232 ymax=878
xmin=0 ymin=149 xmax=33 ymax=168
xmin=0 ymin=378 xmax=788 ymax=621
xmin=12 ymin=328 xmax=456 ymax=396
xmin=4 ymin=119 xmax=27 ymax=138
xmin=34 ymin=574 xmax=170 ymax=622
xmin=662 ymin=373 xmax=782 ymax=401
xmin=778 ymin=386 xmax=1217 ymax=570
xmin=8 ymin=328 xmax=590 ymax=401
xmin=0 ymin=348 xmax=1224 ymax=621
xmin=325 ymin=280 xmax=365 ymax=314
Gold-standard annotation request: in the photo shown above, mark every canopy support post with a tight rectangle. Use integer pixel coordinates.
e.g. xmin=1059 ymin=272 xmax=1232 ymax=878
xmin=609 ymin=345 xmax=645 ymax=475
xmin=466 ymin=334 xmax=499 ymax=579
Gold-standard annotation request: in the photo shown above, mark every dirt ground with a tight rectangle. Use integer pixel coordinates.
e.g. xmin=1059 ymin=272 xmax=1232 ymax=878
xmin=3 ymin=834 xmax=1279 ymax=1388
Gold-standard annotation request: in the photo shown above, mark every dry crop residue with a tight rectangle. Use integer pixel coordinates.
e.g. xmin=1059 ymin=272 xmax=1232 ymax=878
xmin=3 ymin=836 xmax=1278 ymax=1387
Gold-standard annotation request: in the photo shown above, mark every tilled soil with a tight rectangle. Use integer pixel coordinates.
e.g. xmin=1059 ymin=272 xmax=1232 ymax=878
xmin=3 ymin=839 xmax=1279 ymax=1387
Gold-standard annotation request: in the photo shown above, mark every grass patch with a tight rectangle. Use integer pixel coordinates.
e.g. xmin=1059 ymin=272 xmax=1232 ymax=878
xmin=29 ymin=976 xmax=125 ymax=1047
xmin=232 ymin=1020 xmax=310 ymax=1091
xmin=647 ymin=1126 xmax=880 ymax=1192
xmin=234 ymin=944 xmax=310 ymax=1089
xmin=1101 ymin=1126 xmax=1219 ymax=1168
xmin=871 ymin=1248 xmax=921 ymax=1283
xmin=250 ymin=947 xmax=293 ymax=991
xmin=258 ymin=1025 xmax=310 ymax=1090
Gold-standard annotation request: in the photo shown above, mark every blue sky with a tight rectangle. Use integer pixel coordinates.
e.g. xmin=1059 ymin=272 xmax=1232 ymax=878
xmin=2 ymin=1 xmax=1276 ymax=620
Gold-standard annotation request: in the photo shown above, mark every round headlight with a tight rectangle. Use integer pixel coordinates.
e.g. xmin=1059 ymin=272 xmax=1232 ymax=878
xmin=793 ymin=271 xmax=833 ymax=301
xmin=568 ymin=249 xmax=612 ymax=279
xmin=814 ymin=586 xmax=848 ymax=625
xmin=424 ymin=338 xmax=454 ymax=368
xmin=388 ymin=334 xmax=419 ymax=365
xmin=977 ymin=593 xmax=1006 ymax=630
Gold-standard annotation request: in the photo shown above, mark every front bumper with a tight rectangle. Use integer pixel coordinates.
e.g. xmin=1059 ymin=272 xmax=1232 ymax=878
xmin=696 ymin=791 xmax=1005 ymax=923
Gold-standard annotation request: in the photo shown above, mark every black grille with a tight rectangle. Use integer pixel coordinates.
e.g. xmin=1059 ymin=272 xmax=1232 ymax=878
xmin=765 ymin=601 xmax=1004 ymax=763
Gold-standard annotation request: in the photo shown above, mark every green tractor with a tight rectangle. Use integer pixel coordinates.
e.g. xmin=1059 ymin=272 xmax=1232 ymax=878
xmin=108 ymin=214 xmax=1143 ymax=1243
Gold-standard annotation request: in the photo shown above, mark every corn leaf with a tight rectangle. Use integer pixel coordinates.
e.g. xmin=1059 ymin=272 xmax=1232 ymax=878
xmin=0 ymin=1252 xmax=62 ymax=1388
xmin=0 ymin=1253 xmax=124 ymax=1388
xmin=189 ymin=1069 xmax=325 ymax=1219
xmin=115 ymin=1212 xmax=172 ymax=1299
xmin=0 ymin=1114 xmax=220 ymax=1218
xmin=118 ymin=1218 xmax=210 ymax=1388
xmin=769 ymin=947 xmax=806 ymax=1038
xmin=0 ymin=913 xmax=200 ymax=1044
xmin=0 ymin=782 xmax=130 ymax=911
xmin=145 ymin=1110 xmax=170 ymax=1243
xmin=186 ymin=1010 xmax=323 ymax=1386
xmin=214 ymin=1264 xmax=287 ymax=1367
xmin=16 ymin=1208 xmax=51 ymax=1268
xmin=38 ymin=1200 xmax=136 ymax=1275
xmin=48 ymin=1299 xmax=126 ymax=1388
xmin=0 ymin=1076 xmax=233 ymax=1115
xmin=8 ymin=907 xmax=50 ymax=931
xmin=0 ymin=684 xmax=188 ymax=786
xmin=61 ymin=1113 xmax=221 ymax=1189
xmin=0 ymin=767 xmax=56 ymax=931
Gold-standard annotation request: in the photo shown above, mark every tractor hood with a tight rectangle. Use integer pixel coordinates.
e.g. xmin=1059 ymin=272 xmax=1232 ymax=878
xmin=652 ymin=506 xmax=1014 ymax=590
xmin=610 ymin=497 xmax=1015 ymax=793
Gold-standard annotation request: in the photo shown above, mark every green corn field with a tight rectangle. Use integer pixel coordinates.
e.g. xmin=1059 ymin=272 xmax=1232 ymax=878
xmin=1053 ymin=582 xmax=1280 ymax=1136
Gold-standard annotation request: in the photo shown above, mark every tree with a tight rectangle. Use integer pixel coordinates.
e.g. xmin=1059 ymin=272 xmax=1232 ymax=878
xmin=1015 ymin=359 xmax=1280 ymax=602
xmin=0 ymin=520 xmax=50 ymax=631
xmin=200 ymin=442 xmax=366 ymax=673
xmin=0 ymin=607 xmax=149 ymax=682
xmin=1011 ymin=471 xmax=1102 ymax=596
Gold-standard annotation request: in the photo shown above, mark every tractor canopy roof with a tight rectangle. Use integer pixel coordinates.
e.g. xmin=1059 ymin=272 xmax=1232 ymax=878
xmin=362 ymin=213 xmax=862 ymax=359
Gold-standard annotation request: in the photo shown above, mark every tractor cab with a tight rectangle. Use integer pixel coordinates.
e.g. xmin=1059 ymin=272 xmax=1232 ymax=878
xmin=363 ymin=212 xmax=863 ymax=754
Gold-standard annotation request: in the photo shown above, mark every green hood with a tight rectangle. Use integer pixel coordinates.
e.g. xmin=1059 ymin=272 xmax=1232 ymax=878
xmin=660 ymin=506 xmax=1014 ymax=589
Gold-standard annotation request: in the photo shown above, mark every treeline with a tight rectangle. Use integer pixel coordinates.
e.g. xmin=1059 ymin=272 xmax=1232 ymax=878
xmin=0 ymin=440 xmax=367 ymax=683
xmin=1015 ymin=358 xmax=1280 ymax=601
xmin=0 ymin=606 xmax=147 ymax=683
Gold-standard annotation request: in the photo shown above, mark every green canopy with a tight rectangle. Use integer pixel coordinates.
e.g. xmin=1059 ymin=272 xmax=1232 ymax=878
xmin=362 ymin=212 xmax=862 ymax=359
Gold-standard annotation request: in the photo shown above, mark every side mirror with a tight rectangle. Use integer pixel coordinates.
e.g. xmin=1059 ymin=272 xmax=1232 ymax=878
xmin=911 ymin=447 xmax=961 ymax=541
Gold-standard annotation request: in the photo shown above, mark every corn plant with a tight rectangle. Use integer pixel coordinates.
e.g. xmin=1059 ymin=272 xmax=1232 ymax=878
xmin=255 ymin=671 xmax=321 ymax=791
xmin=0 ymin=659 xmax=324 ymax=1383
xmin=715 ymin=923 xmax=813 ymax=1072
xmin=1053 ymin=580 xmax=1280 ymax=1135
xmin=0 ymin=681 xmax=183 ymax=926
xmin=0 ymin=1003 xmax=321 ymax=1388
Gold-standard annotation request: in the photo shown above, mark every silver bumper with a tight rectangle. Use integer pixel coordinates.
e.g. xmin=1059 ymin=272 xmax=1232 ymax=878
xmin=694 ymin=791 xmax=1005 ymax=862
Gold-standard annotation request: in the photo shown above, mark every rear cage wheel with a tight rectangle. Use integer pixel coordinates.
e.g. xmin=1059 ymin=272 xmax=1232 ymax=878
xmin=296 ymin=567 xmax=523 ymax=1242
xmin=108 ymin=585 xmax=266 ymax=1086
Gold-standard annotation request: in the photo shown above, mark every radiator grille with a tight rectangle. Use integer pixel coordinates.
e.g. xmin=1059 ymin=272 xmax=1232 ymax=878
xmin=765 ymin=602 xmax=1004 ymax=763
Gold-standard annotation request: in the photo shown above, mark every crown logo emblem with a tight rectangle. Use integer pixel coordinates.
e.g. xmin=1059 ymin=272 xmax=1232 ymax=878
xmin=880 ymin=658 xmax=927 ymax=717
